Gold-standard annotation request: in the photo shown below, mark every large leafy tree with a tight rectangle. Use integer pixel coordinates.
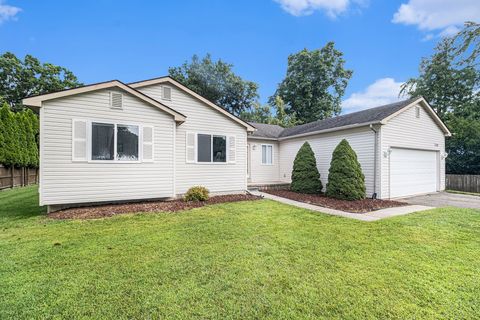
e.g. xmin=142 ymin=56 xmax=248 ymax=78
xmin=0 ymin=52 xmax=82 ymax=111
xmin=401 ymin=23 xmax=480 ymax=174
xmin=169 ymin=54 xmax=258 ymax=115
xmin=270 ymin=42 xmax=352 ymax=124
xmin=240 ymin=96 xmax=299 ymax=128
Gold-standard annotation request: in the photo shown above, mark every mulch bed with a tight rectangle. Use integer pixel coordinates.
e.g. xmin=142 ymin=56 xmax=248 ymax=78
xmin=264 ymin=190 xmax=405 ymax=213
xmin=48 ymin=194 xmax=262 ymax=220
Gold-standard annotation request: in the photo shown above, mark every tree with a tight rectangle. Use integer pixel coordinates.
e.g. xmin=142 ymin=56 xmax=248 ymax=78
xmin=169 ymin=54 xmax=258 ymax=115
xmin=326 ymin=139 xmax=365 ymax=200
xmin=24 ymin=109 xmax=39 ymax=167
xmin=240 ymin=96 xmax=299 ymax=128
xmin=401 ymin=38 xmax=479 ymax=120
xmin=0 ymin=103 xmax=18 ymax=166
xmin=400 ymin=26 xmax=480 ymax=174
xmin=270 ymin=42 xmax=353 ymax=124
xmin=290 ymin=142 xmax=322 ymax=194
xmin=0 ymin=52 xmax=81 ymax=111
xmin=453 ymin=21 xmax=480 ymax=65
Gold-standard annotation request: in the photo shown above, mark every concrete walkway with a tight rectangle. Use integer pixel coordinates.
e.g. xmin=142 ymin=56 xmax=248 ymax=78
xmin=251 ymin=190 xmax=434 ymax=222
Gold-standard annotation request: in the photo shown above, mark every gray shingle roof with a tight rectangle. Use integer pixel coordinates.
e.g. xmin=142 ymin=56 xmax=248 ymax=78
xmin=248 ymin=97 xmax=420 ymax=139
xmin=248 ymin=122 xmax=285 ymax=139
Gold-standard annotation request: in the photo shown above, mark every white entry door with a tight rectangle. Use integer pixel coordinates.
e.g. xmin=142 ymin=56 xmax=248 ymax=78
xmin=390 ymin=148 xmax=438 ymax=198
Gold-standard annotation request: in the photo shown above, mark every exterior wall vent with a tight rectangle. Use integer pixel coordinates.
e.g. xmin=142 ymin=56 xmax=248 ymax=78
xmin=110 ymin=92 xmax=123 ymax=109
xmin=162 ymin=86 xmax=172 ymax=101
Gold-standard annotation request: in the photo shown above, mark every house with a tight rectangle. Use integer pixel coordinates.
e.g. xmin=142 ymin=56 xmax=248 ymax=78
xmin=23 ymin=76 xmax=450 ymax=212
xmin=247 ymin=97 xmax=451 ymax=199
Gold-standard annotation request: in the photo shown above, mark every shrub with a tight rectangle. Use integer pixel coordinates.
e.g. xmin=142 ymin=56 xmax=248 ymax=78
xmin=326 ymin=139 xmax=366 ymax=200
xmin=290 ymin=142 xmax=322 ymax=193
xmin=184 ymin=186 xmax=210 ymax=202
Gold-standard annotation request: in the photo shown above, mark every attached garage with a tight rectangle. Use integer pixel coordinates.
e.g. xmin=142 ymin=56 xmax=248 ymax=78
xmin=389 ymin=148 xmax=439 ymax=198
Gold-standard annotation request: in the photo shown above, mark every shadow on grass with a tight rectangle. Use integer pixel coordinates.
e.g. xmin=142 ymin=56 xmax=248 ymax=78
xmin=0 ymin=185 xmax=46 ymax=223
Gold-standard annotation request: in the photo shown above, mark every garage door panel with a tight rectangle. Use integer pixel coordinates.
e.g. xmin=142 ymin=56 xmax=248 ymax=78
xmin=390 ymin=148 xmax=438 ymax=198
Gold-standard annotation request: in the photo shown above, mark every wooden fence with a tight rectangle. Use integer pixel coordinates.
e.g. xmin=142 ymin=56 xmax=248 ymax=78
xmin=0 ymin=165 xmax=38 ymax=190
xmin=446 ymin=174 xmax=480 ymax=193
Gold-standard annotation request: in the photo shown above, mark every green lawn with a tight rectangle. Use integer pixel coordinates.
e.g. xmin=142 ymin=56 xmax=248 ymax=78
xmin=1 ymin=186 xmax=479 ymax=319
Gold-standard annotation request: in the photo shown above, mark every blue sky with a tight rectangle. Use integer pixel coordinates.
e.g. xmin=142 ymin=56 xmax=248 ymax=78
xmin=1 ymin=0 xmax=479 ymax=113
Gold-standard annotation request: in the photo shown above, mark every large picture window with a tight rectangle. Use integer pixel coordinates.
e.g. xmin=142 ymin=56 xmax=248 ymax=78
xmin=91 ymin=122 xmax=139 ymax=161
xmin=197 ymin=134 xmax=227 ymax=163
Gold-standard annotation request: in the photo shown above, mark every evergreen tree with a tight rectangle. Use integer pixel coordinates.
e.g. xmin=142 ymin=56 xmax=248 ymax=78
xmin=290 ymin=142 xmax=322 ymax=193
xmin=326 ymin=139 xmax=365 ymax=200
xmin=0 ymin=103 xmax=18 ymax=166
xmin=25 ymin=109 xmax=39 ymax=167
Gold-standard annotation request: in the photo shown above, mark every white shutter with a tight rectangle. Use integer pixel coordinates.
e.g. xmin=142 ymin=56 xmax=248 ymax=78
xmin=228 ymin=136 xmax=236 ymax=163
xmin=142 ymin=126 xmax=154 ymax=162
xmin=186 ymin=132 xmax=196 ymax=163
xmin=72 ymin=119 xmax=87 ymax=161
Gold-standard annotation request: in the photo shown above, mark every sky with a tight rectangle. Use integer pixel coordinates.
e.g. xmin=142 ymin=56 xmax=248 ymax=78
xmin=1 ymin=0 xmax=479 ymax=114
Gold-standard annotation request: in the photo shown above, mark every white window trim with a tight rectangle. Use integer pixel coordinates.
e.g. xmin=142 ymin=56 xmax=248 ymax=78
xmin=195 ymin=132 xmax=229 ymax=165
xmin=261 ymin=144 xmax=274 ymax=165
xmin=86 ymin=119 xmax=144 ymax=164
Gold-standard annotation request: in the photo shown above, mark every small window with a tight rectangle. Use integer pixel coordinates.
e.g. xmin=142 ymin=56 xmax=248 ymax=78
xmin=415 ymin=106 xmax=420 ymax=118
xmin=197 ymin=133 xmax=227 ymax=163
xmin=110 ymin=92 xmax=123 ymax=109
xmin=92 ymin=123 xmax=115 ymax=160
xmin=262 ymin=145 xmax=273 ymax=165
xmin=117 ymin=124 xmax=139 ymax=161
xmin=162 ymin=86 xmax=172 ymax=100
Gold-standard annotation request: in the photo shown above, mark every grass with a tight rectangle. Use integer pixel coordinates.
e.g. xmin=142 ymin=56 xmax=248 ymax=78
xmin=1 ymin=186 xmax=479 ymax=319
xmin=447 ymin=189 xmax=480 ymax=197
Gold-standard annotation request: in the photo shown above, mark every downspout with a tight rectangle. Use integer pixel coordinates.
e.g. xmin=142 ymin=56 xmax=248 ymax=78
xmin=369 ymin=124 xmax=378 ymax=199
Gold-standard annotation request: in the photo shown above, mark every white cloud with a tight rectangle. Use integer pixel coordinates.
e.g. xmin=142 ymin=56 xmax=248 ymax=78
xmin=392 ymin=0 xmax=480 ymax=38
xmin=342 ymin=78 xmax=406 ymax=113
xmin=274 ymin=0 xmax=362 ymax=17
xmin=0 ymin=0 xmax=21 ymax=24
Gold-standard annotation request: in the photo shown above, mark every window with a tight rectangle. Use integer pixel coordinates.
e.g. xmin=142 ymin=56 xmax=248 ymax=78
xmin=117 ymin=124 xmax=139 ymax=161
xmin=92 ymin=123 xmax=114 ymax=160
xmin=197 ymin=134 xmax=227 ymax=163
xmin=91 ymin=122 xmax=139 ymax=161
xmin=262 ymin=144 xmax=273 ymax=165
xmin=415 ymin=106 xmax=420 ymax=118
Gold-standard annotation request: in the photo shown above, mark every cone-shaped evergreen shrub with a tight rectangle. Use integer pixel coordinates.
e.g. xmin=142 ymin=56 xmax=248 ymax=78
xmin=290 ymin=142 xmax=322 ymax=193
xmin=326 ymin=139 xmax=366 ymax=200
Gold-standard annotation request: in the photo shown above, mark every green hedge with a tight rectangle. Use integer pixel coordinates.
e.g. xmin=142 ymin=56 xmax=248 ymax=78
xmin=0 ymin=103 xmax=39 ymax=167
xmin=291 ymin=142 xmax=323 ymax=194
xmin=326 ymin=139 xmax=365 ymax=200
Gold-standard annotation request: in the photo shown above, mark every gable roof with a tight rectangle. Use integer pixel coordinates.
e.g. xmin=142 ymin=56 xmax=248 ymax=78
xmin=129 ymin=76 xmax=256 ymax=132
xmin=22 ymin=80 xmax=187 ymax=122
xmin=249 ymin=97 xmax=451 ymax=140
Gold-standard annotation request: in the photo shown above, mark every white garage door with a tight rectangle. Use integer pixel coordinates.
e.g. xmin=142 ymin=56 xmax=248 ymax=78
xmin=390 ymin=148 xmax=438 ymax=198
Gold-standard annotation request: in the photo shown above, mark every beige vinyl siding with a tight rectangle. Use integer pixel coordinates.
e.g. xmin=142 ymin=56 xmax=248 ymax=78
xmin=380 ymin=103 xmax=446 ymax=199
xmin=138 ymin=84 xmax=247 ymax=194
xmin=248 ymin=139 xmax=280 ymax=183
xmin=40 ymin=89 xmax=175 ymax=205
xmin=278 ymin=127 xmax=376 ymax=196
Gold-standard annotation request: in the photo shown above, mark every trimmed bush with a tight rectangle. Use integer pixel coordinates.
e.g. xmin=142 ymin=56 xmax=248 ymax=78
xmin=184 ymin=186 xmax=210 ymax=202
xmin=326 ymin=139 xmax=366 ymax=200
xmin=290 ymin=142 xmax=322 ymax=193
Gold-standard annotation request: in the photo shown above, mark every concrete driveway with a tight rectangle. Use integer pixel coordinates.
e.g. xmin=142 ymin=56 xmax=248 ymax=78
xmin=401 ymin=192 xmax=480 ymax=209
